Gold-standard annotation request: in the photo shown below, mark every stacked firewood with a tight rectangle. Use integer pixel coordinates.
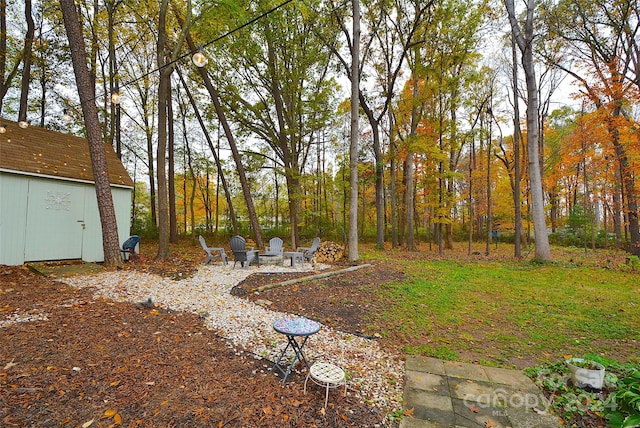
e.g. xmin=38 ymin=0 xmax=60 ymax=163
xmin=313 ymin=241 xmax=345 ymax=263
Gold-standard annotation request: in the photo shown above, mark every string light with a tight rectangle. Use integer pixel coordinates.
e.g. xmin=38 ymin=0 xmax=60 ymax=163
xmin=64 ymin=0 xmax=295 ymax=109
xmin=111 ymin=85 xmax=121 ymax=105
xmin=192 ymin=45 xmax=207 ymax=67
xmin=18 ymin=120 xmax=29 ymax=128
xmin=0 ymin=124 xmax=6 ymax=134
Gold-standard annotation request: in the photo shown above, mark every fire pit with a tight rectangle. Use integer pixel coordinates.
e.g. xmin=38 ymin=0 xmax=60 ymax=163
xmin=259 ymin=254 xmax=283 ymax=266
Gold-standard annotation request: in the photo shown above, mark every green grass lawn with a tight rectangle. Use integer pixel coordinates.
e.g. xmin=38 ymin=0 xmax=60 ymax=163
xmin=363 ymin=246 xmax=640 ymax=368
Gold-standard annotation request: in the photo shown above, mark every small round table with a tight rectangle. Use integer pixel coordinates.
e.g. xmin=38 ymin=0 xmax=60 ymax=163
xmin=272 ymin=316 xmax=321 ymax=382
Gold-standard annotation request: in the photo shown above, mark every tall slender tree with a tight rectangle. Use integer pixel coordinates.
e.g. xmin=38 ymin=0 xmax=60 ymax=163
xmin=156 ymin=0 xmax=190 ymax=259
xmin=18 ymin=0 xmax=34 ymax=124
xmin=59 ymin=0 xmax=121 ymax=267
xmin=504 ymin=0 xmax=551 ymax=260
xmin=349 ymin=0 xmax=360 ymax=261
xmin=0 ymin=0 xmax=23 ymax=112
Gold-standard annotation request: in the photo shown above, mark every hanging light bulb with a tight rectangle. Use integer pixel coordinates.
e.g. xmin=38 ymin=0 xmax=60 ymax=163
xmin=192 ymin=45 xmax=208 ymax=68
xmin=111 ymin=85 xmax=121 ymax=105
xmin=63 ymin=109 xmax=71 ymax=123
xmin=18 ymin=120 xmax=29 ymax=128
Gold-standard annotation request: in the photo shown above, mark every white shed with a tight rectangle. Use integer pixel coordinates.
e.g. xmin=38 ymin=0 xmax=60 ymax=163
xmin=0 ymin=120 xmax=134 ymax=266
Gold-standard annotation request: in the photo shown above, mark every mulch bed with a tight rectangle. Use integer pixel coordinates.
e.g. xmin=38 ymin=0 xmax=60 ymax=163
xmin=232 ymin=262 xmax=405 ymax=340
xmin=0 ymin=264 xmax=393 ymax=427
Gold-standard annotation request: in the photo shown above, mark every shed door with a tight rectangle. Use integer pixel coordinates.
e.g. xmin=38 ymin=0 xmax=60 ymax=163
xmin=24 ymin=180 xmax=86 ymax=261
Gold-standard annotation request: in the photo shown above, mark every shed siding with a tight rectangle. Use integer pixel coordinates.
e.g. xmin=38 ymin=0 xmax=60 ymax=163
xmin=24 ymin=179 xmax=86 ymax=261
xmin=81 ymin=186 xmax=132 ymax=262
xmin=0 ymin=172 xmax=132 ymax=265
xmin=0 ymin=175 xmax=29 ymax=265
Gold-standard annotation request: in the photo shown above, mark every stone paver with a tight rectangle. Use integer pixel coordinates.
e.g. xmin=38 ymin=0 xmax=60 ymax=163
xmin=400 ymin=356 xmax=561 ymax=428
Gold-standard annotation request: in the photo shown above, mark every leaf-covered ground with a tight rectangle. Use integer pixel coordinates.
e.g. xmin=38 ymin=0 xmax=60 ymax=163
xmin=0 ymin=262 xmax=391 ymax=427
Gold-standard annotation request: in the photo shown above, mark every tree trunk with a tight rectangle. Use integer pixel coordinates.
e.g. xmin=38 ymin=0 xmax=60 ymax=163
xmin=59 ymin=0 xmax=121 ymax=268
xmin=389 ymin=107 xmax=398 ymax=248
xmin=405 ymin=73 xmax=421 ymax=251
xmin=505 ymin=0 xmax=551 ymax=260
xmin=146 ymin=126 xmax=157 ymax=227
xmin=18 ymin=0 xmax=34 ymax=124
xmin=486 ymin=112 xmax=492 ymax=256
xmin=613 ymin=166 xmax=622 ymax=247
xmin=468 ymin=134 xmax=474 ymax=254
xmin=0 ymin=0 xmax=22 ymax=114
xmin=348 ymin=0 xmax=360 ymax=262
xmin=156 ymin=0 xmax=170 ymax=259
xmin=168 ymin=79 xmax=177 ymax=244
xmin=513 ymin=56 xmax=522 ymax=259
xmin=611 ymin=105 xmax=640 ymax=255
xmin=373 ymin=126 xmax=384 ymax=248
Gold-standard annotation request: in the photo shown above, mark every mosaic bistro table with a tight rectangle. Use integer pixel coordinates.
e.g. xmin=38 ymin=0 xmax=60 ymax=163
xmin=272 ymin=316 xmax=321 ymax=382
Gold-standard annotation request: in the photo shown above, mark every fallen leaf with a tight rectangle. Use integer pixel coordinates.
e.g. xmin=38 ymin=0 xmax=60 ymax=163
xmin=470 ymin=406 xmax=480 ymax=413
xmin=320 ymin=407 xmax=326 ymax=416
xmin=262 ymin=407 xmax=272 ymax=415
xmin=110 ymin=380 xmax=120 ymax=387
xmin=290 ymin=398 xmax=301 ymax=407
xmin=114 ymin=413 xmax=122 ymax=424
xmin=82 ymin=419 xmax=94 ymax=428
xmin=102 ymin=409 xmax=117 ymax=419
xmin=485 ymin=420 xmax=498 ymax=428
xmin=403 ymin=408 xmax=415 ymax=416
xmin=4 ymin=359 xmax=17 ymax=370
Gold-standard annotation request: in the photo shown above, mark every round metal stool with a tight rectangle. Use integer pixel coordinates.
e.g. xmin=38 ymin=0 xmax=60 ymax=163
xmin=303 ymin=361 xmax=347 ymax=408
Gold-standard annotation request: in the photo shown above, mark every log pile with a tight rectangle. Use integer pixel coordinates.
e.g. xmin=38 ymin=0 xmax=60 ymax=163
xmin=313 ymin=241 xmax=345 ymax=263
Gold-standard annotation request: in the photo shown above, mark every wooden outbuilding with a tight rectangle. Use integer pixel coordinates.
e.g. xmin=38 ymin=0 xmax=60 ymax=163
xmin=0 ymin=119 xmax=133 ymax=266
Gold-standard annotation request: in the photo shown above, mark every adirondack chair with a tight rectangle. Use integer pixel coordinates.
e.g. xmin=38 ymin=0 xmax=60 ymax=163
xmin=297 ymin=237 xmax=320 ymax=263
xmin=199 ymin=235 xmax=228 ymax=265
xmin=229 ymin=235 xmax=259 ymax=269
xmin=265 ymin=237 xmax=284 ymax=256
xmin=121 ymin=235 xmax=141 ymax=262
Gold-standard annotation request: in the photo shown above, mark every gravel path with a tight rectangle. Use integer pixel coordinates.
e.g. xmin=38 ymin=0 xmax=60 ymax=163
xmin=62 ymin=263 xmax=404 ymax=410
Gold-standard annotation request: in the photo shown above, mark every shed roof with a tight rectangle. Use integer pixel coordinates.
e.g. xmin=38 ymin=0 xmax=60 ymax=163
xmin=0 ymin=119 xmax=133 ymax=187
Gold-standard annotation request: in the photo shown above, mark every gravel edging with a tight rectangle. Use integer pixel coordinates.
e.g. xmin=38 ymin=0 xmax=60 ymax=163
xmin=253 ymin=263 xmax=373 ymax=293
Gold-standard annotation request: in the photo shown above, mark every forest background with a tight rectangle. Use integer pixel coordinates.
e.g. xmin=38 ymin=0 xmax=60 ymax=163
xmin=1 ymin=0 xmax=639 ymax=264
